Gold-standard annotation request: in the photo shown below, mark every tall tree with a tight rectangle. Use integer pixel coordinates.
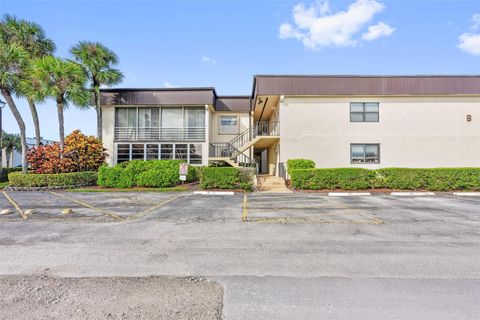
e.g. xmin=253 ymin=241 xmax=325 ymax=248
xmin=2 ymin=15 xmax=55 ymax=148
xmin=2 ymin=132 xmax=21 ymax=167
xmin=70 ymin=41 xmax=123 ymax=141
xmin=0 ymin=38 xmax=28 ymax=173
xmin=24 ymin=56 xmax=89 ymax=148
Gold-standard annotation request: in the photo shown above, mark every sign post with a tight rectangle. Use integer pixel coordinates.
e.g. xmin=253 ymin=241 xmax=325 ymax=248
xmin=179 ymin=163 xmax=188 ymax=183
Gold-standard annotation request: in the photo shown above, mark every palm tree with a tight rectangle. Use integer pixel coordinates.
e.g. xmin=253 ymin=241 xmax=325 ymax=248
xmin=2 ymin=15 xmax=55 ymax=148
xmin=70 ymin=41 xmax=123 ymax=140
xmin=0 ymin=38 xmax=29 ymax=173
xmin=24 ymin=56 xmax=90 ymax=148
xmin=2 ymin=132 xmax=21 ymax=167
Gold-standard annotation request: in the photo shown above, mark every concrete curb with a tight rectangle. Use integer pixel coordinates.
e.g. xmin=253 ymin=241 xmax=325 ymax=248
xmin=328 ymin=192 xmax=371 ymax=197
xmin=453 ymin=192 xmax=480 ymax=197
xmin=193 ymin=191 xmax=235 ymax=196
xmin=390 ymin=192 xmax=435 ymax=196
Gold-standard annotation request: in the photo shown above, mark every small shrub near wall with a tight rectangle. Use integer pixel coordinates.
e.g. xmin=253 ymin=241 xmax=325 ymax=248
xmin=287 ymin=159 xmax=316 ymax=175
xmin=291 ymin=168 xmax=375 ymax=190
xmin=8 ymin=171 xmax=97 ymax=188
xmin=199 ymin=167 xmax=254 ymax=190
xmin=97 ymin=160 xmax=197 ymax=188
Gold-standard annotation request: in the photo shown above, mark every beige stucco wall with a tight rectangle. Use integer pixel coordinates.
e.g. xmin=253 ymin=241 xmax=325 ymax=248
xmin=280 ymin=96 xmax=480 ymax=169
xmin=101 ymin=105 xmax=115 ymax=166
xmin=209 ymin=111 xmax=250 ymax=143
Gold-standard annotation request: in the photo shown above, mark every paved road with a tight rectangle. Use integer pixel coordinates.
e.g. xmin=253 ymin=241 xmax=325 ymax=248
xmin=1 ymin=191 xmax=480 ymax=319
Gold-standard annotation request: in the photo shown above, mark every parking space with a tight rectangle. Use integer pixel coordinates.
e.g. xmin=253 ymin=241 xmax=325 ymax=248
xmin=0 ymin=191 xmax=479 ymax=229
xmin=245 ymin=194 xmax=383 ymax=224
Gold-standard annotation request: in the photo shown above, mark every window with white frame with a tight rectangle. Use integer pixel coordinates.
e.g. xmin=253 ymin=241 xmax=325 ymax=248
xmin=350 ymin=102 xmax=379 ymax=122
xmin=351 ymin=144 xmax=380 ymax=164
xmin=115 ymin=143 xmax=203 ymax=164
xmin=219 ymin=116 xmax=239 ymax=134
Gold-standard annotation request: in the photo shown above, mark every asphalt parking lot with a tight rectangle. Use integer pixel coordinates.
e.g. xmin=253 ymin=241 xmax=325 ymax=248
xmin=1 ymin=190 xmax=480 ymax=227
xmin=1 ymin=190 xmax=480 ymax=319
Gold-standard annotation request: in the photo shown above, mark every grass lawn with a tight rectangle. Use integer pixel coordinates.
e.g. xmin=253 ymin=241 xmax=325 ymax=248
xmin=0 ymin=182 xmax=9 ymax=189
xmin=66 ymin=185 xmax=190 ymax=192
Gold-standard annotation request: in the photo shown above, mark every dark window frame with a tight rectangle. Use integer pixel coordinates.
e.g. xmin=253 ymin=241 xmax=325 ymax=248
xmin=350 ymin=102 xmax=379 ymax=122
xmin=350 ymin=143 xmax=380 ymax=164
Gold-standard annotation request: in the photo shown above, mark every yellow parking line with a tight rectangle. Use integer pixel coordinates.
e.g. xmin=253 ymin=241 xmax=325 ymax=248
xmin=251 ymin=216 xmax=378 ymax=224
xmin=126 ymin=194 xmax=181 ymax=221
xmin=50 ymin=191 xmax=123 ymax=221
xmin=2 ymin=191 xmax=27 ymax=220
xmin=242 ymin=194 xmax=248 ymax=222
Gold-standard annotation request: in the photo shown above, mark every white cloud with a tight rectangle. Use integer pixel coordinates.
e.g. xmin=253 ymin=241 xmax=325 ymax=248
xmin=164 ymin=82 xmax=178 ymax=88
xmin=472 ymin=13 xmax=480 ymax=30
xmin=458 ymin=33 xmax=480 ymax=56
xmin=279 ymin=0 xmax=394 ymax=50
xmin=362 ymin=22 xmax=395 ymax=41
xmin=201 ymin=56 xmax=217 ymax=64
xmin=458 ymin=13 xmax=480 ymax=56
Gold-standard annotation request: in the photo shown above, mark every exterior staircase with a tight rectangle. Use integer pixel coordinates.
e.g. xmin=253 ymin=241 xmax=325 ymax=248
xmin=209 ymin=121 xmax=279 ymax=168
xmin=256 ymin=175 xmax=291 ymax=192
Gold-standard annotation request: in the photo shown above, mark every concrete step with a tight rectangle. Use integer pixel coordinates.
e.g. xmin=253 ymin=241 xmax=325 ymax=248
xmin=260 ymin=181 xmax=286 ymax=186
xmin=257 ymin=186 xmax=290 ymax=192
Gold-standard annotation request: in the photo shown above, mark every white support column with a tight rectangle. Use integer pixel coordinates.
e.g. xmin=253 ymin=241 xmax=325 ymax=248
xmin=203 ymin=105 xmax=210 ymax=166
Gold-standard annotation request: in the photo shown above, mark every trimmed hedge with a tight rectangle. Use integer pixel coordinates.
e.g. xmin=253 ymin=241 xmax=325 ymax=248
xmin=8 ymin=171 xmax=97 ymax=187
xmin=287 ymin=159 xmax=315 ymax=175
xmin=376 ymin=168 xmax=480 ymax=191
xmin=1 ymin=167 xmax=22 ymax=182
xmin=290 ymin=167 xmax=480 ymax=191
xmin=199 ymin=167 xmax=254 ymax=190
xmin=97 ymin=160 xmax=197 ymax=188
xmin=291 ymin=168 xmax=376 ymax=190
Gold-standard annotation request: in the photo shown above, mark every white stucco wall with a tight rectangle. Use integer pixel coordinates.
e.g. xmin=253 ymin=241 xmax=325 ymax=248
xmin=101 ymin=105 xmax=115 ymax=166
xmin=280 ymin=96 xmax=480 ymax=169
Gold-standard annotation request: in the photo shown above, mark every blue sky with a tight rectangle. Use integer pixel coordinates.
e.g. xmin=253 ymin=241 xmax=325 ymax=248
xmin=1 ymin=0 xmax=480 ymax=140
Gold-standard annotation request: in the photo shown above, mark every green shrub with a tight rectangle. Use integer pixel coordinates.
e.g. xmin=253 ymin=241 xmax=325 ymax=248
xmin=199 ymin=167 xmax=253 ymax=190
xmin=377 ymin=168 xmax=480 ymax=191
xmin=97 ymin=160 xmax=198 ymax=188
xmin=287 ymin=159 xmax=315 ymax=175
xmin=1 ymin=167 xmax=22 ymax=182
xmin=8 ymin=171 xmax=97 ymax=187
xmin=290 ymin=167 xmax=480 ymax=191
xmin=97 ymin=165 xmax=133 ymax=188
xmin=291 ymin=168 xmax=375 ymax=190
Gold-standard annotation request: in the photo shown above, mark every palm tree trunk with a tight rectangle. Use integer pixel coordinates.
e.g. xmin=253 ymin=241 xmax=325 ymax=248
xmin=95 ymin=86 xmax=102 ymax=141
xmin=27 ymin=98 xmax=41 ymax=148
xmin=57 ymin=101 xmax=65 ymax=149
xmin=1 ymin=88 xmax=28 ymax=174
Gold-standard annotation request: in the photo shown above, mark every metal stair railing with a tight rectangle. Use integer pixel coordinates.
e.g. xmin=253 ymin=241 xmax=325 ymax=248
xmin=209 ymin=142 xmax=256 ymax=168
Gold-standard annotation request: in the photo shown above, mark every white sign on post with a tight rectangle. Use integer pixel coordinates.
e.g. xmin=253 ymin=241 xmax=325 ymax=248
xmin=179 ymin=163 xmax=188 ymax=182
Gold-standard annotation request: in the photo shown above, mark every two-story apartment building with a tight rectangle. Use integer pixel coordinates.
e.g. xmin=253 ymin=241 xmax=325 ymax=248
xmin=100 ymin=75 xmax=480 ymax=180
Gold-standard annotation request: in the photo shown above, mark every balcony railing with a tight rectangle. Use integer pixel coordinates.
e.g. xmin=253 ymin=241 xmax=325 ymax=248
xmin=115 ymin=127 xmax=206 ymax=141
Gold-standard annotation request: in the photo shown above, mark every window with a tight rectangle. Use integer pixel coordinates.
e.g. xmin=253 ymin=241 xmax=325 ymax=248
xmin=350 ymin=102 xmax=379 ymax=122
xmin=161 ymin=144 xmax=174 ymax=160
xmin=115 ymin=106 xmax=205 ymax=141
xmin=116 ymin=143 xmax=203 ymax=164
xmin=116 ymin=144 xmax=131 ymax=163
xmin=175 ymin=144 xmax=188 ymax=161
xmin=189 ymin=144 xmax=202 ymax=164
xmin=131 ymin=144 xmax=145 ymax=160
xmin=146 ymin=144 xmax=159 ymax=160
xmin=351 ymin=144 xmax=380 ymax=164
xmin=219 ymin=116 xmax=239 ymax=134
xmin=115 ymin=108 xmax=137 ymax=139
